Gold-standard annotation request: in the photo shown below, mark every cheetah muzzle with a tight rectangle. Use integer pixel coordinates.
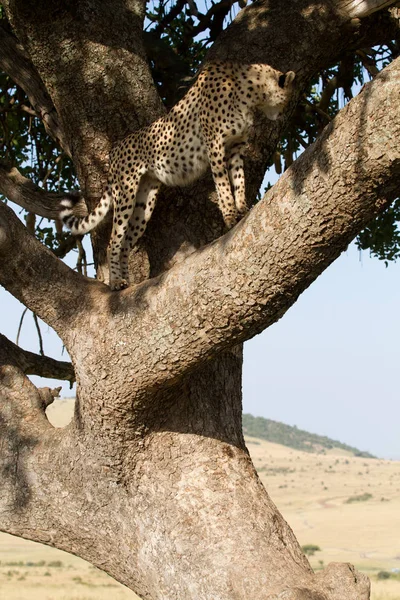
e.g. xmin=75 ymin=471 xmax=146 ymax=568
xmin=60 ymin=62 xmax=295 ymax=291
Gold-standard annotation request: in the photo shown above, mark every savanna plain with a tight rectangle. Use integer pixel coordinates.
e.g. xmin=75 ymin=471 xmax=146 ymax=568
xmin=1 ymin=399 xmax=399 ymax=600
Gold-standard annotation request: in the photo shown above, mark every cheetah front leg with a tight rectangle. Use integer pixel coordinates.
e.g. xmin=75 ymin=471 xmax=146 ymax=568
xmin=109 ymin=173 xmax=143 ymax=291
xmin=227 ymin=141 xmax=248 ymax=218
xmin=120 ymin=176 xmax=161 ymax=282
xmin=206 ymin=137 xmax=238 ymax=229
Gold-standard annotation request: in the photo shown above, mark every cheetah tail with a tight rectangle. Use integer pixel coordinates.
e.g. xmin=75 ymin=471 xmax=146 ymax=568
xmin=60 ymin=185 xmax=112 ymax=235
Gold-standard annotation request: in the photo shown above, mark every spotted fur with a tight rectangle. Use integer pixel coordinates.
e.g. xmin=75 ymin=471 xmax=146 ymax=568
xmin=60 ymin=62 xmax=295 ymax=290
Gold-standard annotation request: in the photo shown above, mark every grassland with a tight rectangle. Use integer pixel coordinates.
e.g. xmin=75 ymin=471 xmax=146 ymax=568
xmin=0 ymin=399 xmax=398 ymax=599
xmin=248 ymin=436 xmax=400 ymax=599
xmin=0 ymin=534 xmax=138 ymax=600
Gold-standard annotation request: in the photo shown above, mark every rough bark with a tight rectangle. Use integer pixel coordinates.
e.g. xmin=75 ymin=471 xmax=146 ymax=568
xmin=0 ymin=1 xmax=398 ymax=599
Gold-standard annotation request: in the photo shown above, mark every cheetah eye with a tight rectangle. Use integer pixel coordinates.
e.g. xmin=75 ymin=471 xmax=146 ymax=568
xmin=278 ymin=74 xmax=286 ymax=89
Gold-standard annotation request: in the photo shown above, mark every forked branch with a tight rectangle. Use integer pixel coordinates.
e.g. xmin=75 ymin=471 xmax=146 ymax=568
xmin=0 ymin=346 xmax=53 ymax=433
xmin=97 ymin=57 xmax=400 ymax=401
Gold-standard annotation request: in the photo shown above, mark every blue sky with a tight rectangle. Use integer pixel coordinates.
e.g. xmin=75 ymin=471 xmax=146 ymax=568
xmin=243 ymin=243 xmax=400 ymax=460
xmin=1 ymin=236 xmax=399 ymax=460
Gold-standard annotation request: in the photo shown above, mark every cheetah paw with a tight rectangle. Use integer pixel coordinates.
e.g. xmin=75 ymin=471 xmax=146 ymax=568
xmin=237 ymin=204 xmax=249 ymax=218
xmin=224 ymin=214 xmax=239 ymax=230
xmin=110 ymin=278 xmax=129 ymax=291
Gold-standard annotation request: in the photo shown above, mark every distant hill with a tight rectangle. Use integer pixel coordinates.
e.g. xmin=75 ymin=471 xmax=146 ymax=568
xmin=242 ymin=414 xmax=375 ymax=458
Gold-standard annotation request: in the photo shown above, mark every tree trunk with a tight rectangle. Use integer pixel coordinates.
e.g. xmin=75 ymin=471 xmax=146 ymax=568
xmin=0 ymin=348 xmax=370 ymax=600
xmin=0 ymin=0 xmax=398 ymax=598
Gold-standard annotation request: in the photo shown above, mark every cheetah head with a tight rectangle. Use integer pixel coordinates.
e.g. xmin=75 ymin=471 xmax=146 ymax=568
xmin=262 ymin=70 xmax=296 ymax=121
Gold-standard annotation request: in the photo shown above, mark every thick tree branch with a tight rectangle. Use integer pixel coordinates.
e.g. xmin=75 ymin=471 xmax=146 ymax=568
xmin=0 ymin=25 xmax=70 ymax=154
xmin=0 ymin=161 xmax=86 ymax=219
xmin=0 ymin=200 xmax=96 ymax=338
xmin=208 ymin=0 xmax=398 ymax=67
xmin=339 ymin=0 xmax=396 ymax=17
xmin=0 ymin=333 xmax=75 ymax=383
xmin=87 ymin=57 xmax=399 ymax=406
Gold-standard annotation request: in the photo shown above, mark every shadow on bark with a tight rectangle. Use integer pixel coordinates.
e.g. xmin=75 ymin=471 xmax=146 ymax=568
xmin=134 ymin=350 xmax=246 ymax=447
xmin=0 ymin=414 xmax=38 ymax=510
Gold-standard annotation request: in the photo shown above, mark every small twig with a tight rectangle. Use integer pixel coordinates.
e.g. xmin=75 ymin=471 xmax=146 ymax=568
xmin=20 ymin=104 xmax=37 ymax=117
xmin=304 ymin=97 xmax=332 ymax=122
xmin=284 ymin=135 xmax=294 ymax=170
xmin=187 ymin=0 xmax=200 ymax=16
xmin=154 ymin=0 xmax=187 ymax=35
xmin=191 ymin=0 xmax=236 ymax=37
xmin=25 ymin=212 xmax=36 ymax=234
xmin=356 ymin=49 xmax=379 ymax=77
xmin=32 ymin=312 xmax=44 ymax=356
xmin=318 ymin=76 xmax=338 ymax=113
xmin=16 ymin=307 xmax=28 ymax=346
xmin=41 ymin=154 xmax=62 ymax=188
xmin=273 ymin=151 xmax=282 ymax=175
xmin=294 ymin=133 xmax=309 ymax=150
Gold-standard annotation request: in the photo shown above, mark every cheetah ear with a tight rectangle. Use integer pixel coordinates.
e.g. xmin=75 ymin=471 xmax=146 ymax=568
xmin=279 ymin=71 xmax=295 ymax=88
xmin=284 ymin=71 xmax=295 ymax=87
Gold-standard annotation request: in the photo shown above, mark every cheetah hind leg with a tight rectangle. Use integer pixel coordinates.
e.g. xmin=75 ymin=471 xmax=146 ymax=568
xmin=227 ymin=142 xmax=248 ymax=218
xmin=206 ymin=137 xmax=238 ymax=229
xmin=120 ymin=176 xmax=161 ymax=282
xmin=109 ymin=173 xmax=143 ymax=291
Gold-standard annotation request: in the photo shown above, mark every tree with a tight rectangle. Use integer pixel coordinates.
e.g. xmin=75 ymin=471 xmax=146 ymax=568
xmin=0 ymin=0 xmax=399 ymax=598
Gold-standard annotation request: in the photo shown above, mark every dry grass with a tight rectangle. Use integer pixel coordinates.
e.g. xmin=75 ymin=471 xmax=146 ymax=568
xmin=371 ymin=580 xmax=400 ymax=600
xmin=371 ymin=579 xmax=400 ymax=600
xmin=247 ymin=436 xmax=400 ymax=599
xmin=0 ymin=533 xmax=138 ymax=599
xmin=0 ymin=400 xmax=398 ymax=599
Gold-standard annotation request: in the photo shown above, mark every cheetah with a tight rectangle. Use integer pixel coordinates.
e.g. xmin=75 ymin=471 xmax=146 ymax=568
xmin=61 ymin=62 xmax=295 ymax=290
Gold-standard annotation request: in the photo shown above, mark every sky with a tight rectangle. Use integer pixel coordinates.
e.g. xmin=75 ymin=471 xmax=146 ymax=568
xmin=1 ymin=235 xmax=399 ymax=460
xmin=243 ymin=243 xmax=400 ymax=460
